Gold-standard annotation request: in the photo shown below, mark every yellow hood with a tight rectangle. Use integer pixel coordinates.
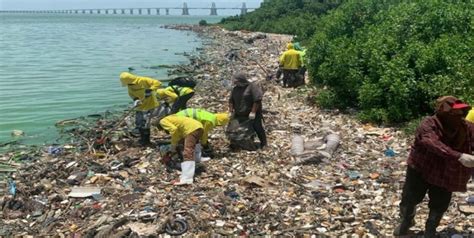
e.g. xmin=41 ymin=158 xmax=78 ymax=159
xmin=215 ymin=113 xmax=230 ymax=126
xmin=120 ymin=72 xmax=137 ymax=86
xmin=287 ymin=43 xmax=294 ymax=50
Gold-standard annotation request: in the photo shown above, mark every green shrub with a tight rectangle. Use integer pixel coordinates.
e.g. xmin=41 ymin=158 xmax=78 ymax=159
xmin=308 ymin=0 xmax=473 ymax=123
xmin=198 ymin=20 xmax=208 ymax=26
xmin=219 ymin=0 xmax=342 ymax=42
xmin=315 ymin=88 xmax=338 ymax=109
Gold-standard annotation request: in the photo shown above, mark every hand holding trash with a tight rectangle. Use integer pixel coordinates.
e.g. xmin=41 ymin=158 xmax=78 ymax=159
xmin=133 ymin=100 xmax=142 ymax=107
xmin=458 ymin=153 xmax=474 ymax=168
xmin=248 ymin=112 xmax=256 ymax=120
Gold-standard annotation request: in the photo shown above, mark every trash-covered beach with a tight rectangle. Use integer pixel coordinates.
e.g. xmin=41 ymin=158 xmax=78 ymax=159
xmin=1 ymin=25 xmax=473 ymax=237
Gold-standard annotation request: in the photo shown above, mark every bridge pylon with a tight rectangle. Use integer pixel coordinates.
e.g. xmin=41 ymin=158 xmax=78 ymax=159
xmin=210 ymin=2 xmax=217 ymax=15
xmin=182 ymin=3 xmax=189 ymax=15
xmin=156 ymin=8 xmax=160 ymax=15
xmin=241 ymin=2 xmax=248 ymax=15
xmin=166 ymin=8 xmax=169 ymax=15
xmin=138 ymin=9 xmax=142 ymax=15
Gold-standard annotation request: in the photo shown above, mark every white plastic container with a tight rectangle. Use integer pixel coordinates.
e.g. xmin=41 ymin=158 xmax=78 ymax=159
xmin=291 ymin=134 xmax=305 ymax=156
xmin=325 ymin=134 xmax=341 ymax=155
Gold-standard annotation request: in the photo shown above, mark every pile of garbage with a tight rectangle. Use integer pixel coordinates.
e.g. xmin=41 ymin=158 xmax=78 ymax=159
xmin=1 ymin=25 xmax=473 ymax=237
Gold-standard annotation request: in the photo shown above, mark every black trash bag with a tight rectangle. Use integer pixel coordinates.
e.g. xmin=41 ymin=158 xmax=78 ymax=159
xmin=225 ymin=118 xmax=257 ymax=151
xmin=168 ymin=77 xmax=197 ymax=88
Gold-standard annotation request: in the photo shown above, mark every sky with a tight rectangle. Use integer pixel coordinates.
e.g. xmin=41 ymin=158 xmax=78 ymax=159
xmin=0 ymin=0 xmax=263 ymax=10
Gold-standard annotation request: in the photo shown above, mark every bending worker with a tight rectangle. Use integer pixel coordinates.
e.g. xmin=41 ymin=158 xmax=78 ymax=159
xmin=393 ymin=96 xmax=474 ymax=237
xmin=159 ymin=114 xmax=203 ymax=185
xmin=156 ymin=85 xmax=194 ymax=114
xmin=120 ymin=72 xmax=161 ymax=146
xmin=176 ymin=108 xmax=230 ymax=153
xmin=279 ymin=42 xmax=302 ymax=88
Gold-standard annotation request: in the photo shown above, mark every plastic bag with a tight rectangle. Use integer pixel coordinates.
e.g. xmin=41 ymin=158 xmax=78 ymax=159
xmin=226 ymin=118 xmax=257 ymax=151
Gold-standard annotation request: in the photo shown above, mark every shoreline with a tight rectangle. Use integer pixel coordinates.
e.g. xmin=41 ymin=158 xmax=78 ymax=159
xmin=0 ymin=25 xmax=472 ymax=236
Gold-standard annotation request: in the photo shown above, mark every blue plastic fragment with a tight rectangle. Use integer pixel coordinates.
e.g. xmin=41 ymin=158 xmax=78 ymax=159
xmin=384 ymin=148 xmax=396 ymax=157
xmin=467 ymin=196 xmax=474 ymax=204
xmin=47 ymin=146 xmax=63 ymax=155
xmin=347 ymin=170 xmax=361 ymax=180
xmin=8 ymin=179 xmax=16 ymax=196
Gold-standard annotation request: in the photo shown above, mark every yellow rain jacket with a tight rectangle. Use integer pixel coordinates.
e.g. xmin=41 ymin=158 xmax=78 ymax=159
xmin=176 ymin=108 xmax=229 ymax=145
xmin=466 ymin=109 xmax=474 ymax=123
xmin=159 ymin=115 xmax=203 ymax=146
xmin=156 ymin=86 xmax=194 ymax=104
xmin=279 ymin=43 xmax=302 ymax=70
xmin=120 ymin=72 xmax=161 ymax=111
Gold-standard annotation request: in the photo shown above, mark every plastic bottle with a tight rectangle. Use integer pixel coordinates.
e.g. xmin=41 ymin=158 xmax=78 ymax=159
xmin=291 ymin=133 xmax=305 ymax=156
xmin=325 ymin=133 xmax=341 ymax=155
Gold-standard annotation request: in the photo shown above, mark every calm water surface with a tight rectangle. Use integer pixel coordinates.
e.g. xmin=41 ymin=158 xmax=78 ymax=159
xmin=0 ymin=14 xmax=222 ymax=144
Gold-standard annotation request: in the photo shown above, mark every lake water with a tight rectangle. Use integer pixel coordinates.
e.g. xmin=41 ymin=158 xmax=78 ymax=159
xmin=0 ymin=14 xmax=222 ymax=144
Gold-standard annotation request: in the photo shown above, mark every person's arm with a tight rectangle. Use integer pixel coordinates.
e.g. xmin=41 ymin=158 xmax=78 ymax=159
xmin=279 ymin=52 xmax=285 ymax=66
xmin=251 ymin=102 xmax=260 ymax=114
xmin=148 ymin=78 xmax=162 ymax=91
xmin=200 ymin=122 xmax=212 ymax=146
xmin=416 ymin=118 xmax=463 ymax=160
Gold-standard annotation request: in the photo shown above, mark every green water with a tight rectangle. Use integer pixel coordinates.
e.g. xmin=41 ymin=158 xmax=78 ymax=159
xmin=0 ymin=14 xmax=222 ymax=145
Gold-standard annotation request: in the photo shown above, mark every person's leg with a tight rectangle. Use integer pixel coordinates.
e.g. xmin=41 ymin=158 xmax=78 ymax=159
xmin=394 ymin=166 xmax=429 ymax=236
xmin=135 ymin=111 xmax=145 ymax=130
xmin=252 ymin=114 xmax=267 ymax=148
xmin=139 ymin=110 xmax=152 ymax=146
xmin=424 ymin=185 xmax=452 ymax=237
xmin=282 ymin=70 xmax=289 ymax=87
xmin=178 ymin=129 xmax=203 ymax=185
xmin=289 ymin=70 xmax=299 ymax=88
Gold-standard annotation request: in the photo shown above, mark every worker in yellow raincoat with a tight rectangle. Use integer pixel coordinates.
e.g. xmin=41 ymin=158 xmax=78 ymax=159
xmin=156 ymin=85 xmax=194 ymax=114
xmin=467 ymin=109 xmax=474 ymax=123
xmin=293 ymin=42 xmax=307 ymax=87
xmin=120 ymin=72 xmax=162 ymax=146
xmin=176 ymin=108 xmax=230 ymax=155
xmin=279 ymin=42 xmax=302 ymax=88
xmin=159 ymin=115 xmax=203 ymax=185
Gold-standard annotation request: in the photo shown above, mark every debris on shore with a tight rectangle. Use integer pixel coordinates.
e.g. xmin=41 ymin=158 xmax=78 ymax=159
xmin=1 ymin=25 xmax=473 ymax=237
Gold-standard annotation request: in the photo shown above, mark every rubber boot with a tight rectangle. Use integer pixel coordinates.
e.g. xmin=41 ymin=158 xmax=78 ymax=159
xmin=393 ymin=206 xmax=416 ymax=236
xmin=139 ymin=128 xmax=151 ymax=146
xmin=175 ymin=161 xmax=195 ymax=185
xmin=424 ymin=210 xmax=443 ymax=238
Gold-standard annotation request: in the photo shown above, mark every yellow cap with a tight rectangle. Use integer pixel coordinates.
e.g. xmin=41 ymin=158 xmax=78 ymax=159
xmin=215 ymin=113 xmax=230 ymax=126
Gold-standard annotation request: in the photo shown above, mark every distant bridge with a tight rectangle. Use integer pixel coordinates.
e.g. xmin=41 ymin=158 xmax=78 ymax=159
xmin=0 ymin=2 xmax=256 ymax=16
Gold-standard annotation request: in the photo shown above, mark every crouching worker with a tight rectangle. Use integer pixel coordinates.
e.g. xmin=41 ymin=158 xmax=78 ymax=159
xmin=158 ymin=115 xmax=203 ymax=185
xmin=394 ymin=96 xmax=474 ymax=237
xmin=156 ymin=85 xmax=194 ymax=114
xmin=120 ymin=72 xmax=161 ymax=146
xmin=176 ymin=108 xmax=230 ymax=156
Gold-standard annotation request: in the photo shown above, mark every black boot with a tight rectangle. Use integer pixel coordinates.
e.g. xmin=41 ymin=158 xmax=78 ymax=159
xmin=139 ymin=128 xmax=151 ymax=146
xmin=393 ymin=206 xmax=416 ymax=236
xmin=424 ymin=210 xmax=443 ymax=238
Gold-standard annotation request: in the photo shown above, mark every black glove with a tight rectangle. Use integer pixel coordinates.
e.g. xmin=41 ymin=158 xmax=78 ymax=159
xmin=145 ymin=89 xmax=152 ymax=97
